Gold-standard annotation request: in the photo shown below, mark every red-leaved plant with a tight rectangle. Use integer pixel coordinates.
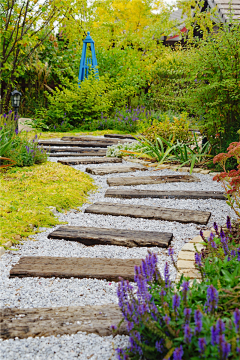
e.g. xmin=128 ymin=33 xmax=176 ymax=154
xmin=213 ymin=142 xmax=240 ymax=218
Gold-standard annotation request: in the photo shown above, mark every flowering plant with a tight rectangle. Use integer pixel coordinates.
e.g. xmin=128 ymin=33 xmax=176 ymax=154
xmin=114 ymin=218 xmax=240 ymax=360
xmin=213 ymin=142 xmax=240 ymax=218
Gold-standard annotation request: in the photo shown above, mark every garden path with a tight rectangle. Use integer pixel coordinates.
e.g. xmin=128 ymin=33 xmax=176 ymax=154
xmin=0 ymin=135 xmax=236 ymax=359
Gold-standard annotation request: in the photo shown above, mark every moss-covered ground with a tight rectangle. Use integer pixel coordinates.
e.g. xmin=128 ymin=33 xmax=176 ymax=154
xmin=0 ymin=162 xmax=95 ymax=246
xmin=34 ymin=129 xmax=136 ymax=140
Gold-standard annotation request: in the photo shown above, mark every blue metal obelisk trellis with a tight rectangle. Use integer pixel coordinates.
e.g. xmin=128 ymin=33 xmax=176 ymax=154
xmin=78 ymin=32 xmax=98 ymax=83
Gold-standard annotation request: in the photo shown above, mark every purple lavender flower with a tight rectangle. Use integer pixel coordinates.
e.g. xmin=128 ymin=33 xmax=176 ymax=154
xmin=54 ymin=125 xmax=56 ymax=129
xmin=163 ymin=314 xmax=170 ymax=324
xmin=173 ymin=345 xmax=184 ymax=360
xmin=226 ymin=216 xmax=231 ymax=230
xmin=129 ymin=332 xmax=142 ymax=355
xmin=198 ymin=337 xmax=206 ymax=355
xmin=164 ymin=262 xmax=171 ymax=288
xmin=182 ymin=281 xmax=190 ymax=303
xmin=195 ymin=252 xmax=202 ymax=267
xmin=195 ymin=320 xmax=202 ymax=334
xmin=25 ymin=145 xmax=30 ymax=154
xmin=155 ymin=339 xmax=163 ymax=353
xmin=210 ymin=239 xmax=217 ymax=249
xmin=231 ymin=250 xmax=236 ymax=258
xmin=218 ymin=335 xmax=231 ymax=360
xmin=4 ymin=123 xmax=6 ymax=126
xmin=3 ymin=113 xmax=7 ymax=118
xmin=184 ymin=324 xmax=192 ymax=344
xmin=172 ymin=294 xmax=181 ymax=313
xmin=184 ymin=308 xmax=191 ymax=323
xmin=205 ymin=285 xmax=218 ymax=313
xmin=15 ymin=128 xmax=18 ymax=135
xmin=233 ymin=308 xmax=240 ymax=332
xmin=200 ymin=230 xmax=205 ymax=240
xmin=238 ymin=248 xmax=240 ymax=261
xmin=213 ymin=221 xmax=219 ymax=234
xmin=9 ymin=110 xmax=12 ymax=114
xmin=194 ymin=309 xmax=202 ymax=323
xmin=216 ymin=319 xmax=225 ymax=335
xmin=116 ymin=348 xmax=128 ymax=360
xmin=111 ymin=325 xmax=117 ymax=331
xmin=211 ymin=325 xmax=217 ymax=346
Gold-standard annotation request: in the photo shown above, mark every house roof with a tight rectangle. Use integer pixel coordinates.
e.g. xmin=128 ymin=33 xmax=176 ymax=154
xmin=206 ymin=0 xmax=240 ymax=22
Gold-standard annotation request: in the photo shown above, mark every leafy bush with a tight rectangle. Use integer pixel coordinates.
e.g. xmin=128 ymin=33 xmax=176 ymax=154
xmin=0 ymin=112 xmax=47 ymax=167
xmin=115 ymin=217 xmax=240 ymax=360
xmin=213 ymin=142 xmax=240 ymax=218
xmin=186 ymin=21 xmax=240 ymax=153
xmin=142 ymin=112 xmax=192 ymax=144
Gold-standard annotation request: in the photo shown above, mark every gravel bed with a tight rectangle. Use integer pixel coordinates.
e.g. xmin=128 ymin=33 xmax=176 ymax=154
xmin=0 ymin=154 xmax=234 ymax=359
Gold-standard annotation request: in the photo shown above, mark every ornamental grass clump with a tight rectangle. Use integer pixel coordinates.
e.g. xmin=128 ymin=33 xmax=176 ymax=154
xmin=114 ymin=217 xmax=240 ymax=360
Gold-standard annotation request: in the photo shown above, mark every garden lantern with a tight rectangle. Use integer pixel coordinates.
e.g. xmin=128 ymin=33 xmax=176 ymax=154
xmin=11 ymin=88 xmax=22 ymax=131
xmin=78 ymin=32 xmax=98 ymax=83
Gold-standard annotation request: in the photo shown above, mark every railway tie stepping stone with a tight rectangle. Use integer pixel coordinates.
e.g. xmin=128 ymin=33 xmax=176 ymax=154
xmin=9 ymin=256 xmax=142 ymax=281
xmin=43 ymin=147 xmax=106 ymax=155
xmin=86 ymin=164 xmax=147 ymax=175
xmin=60 ymin=137 xmax=134 ymax=144
xmin=107 ymin=174 xmax=200 ymax=187
xmin=58 ymin=157 xmax=122 ymax=165
xmin=104 ymin=134 xmax=136 ymax=140
xmin=105 ymin=189 xmax=226 ymax=200
xmin=85 ymin=202 xmax=211 ymax=225
xmin=48 ymin=152 xmax=107 ymax=157
xmin=48 ymin=226 xmax=173 ymax=248
xmin=0 ymin=304 xmax=126 ymax=340
xmin=38 ymin=140 xmax=132 ymax=147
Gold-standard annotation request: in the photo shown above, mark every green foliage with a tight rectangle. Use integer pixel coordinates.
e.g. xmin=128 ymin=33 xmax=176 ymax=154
xmin=186 ymin=21 xmax=240 ymax=153
xmin=116 ymin=218 xmax=240 ymax=360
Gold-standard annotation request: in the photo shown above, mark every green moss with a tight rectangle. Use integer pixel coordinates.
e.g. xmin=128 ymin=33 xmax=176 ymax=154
xmin=0 ymin=162 xmax=95 ymax=245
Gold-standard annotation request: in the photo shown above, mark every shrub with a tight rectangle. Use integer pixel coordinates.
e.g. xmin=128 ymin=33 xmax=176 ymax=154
xmin=106 ymin=141 xmax=143 ymax=158
xmin=213 ymin=142 xmax=240 ymax=218
xmin=114 ymin=218 xmax=240 ymax=360
xmin=142 ymin=112 xmax=192 ymax=144
xmin=0 ymin=112 xmax=47 ymax=167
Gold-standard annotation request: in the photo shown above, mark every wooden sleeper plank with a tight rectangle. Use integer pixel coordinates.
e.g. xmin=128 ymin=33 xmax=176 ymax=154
xmin=86 ymin=164 xmax=147 ymax=175
xmin=48 ymin=153 xmax=106 ymax=157
xmin=60 ymin=137 xmax=134 ymax=144
xmin=10 ymin=257 xmax=142 ymax=281
xmin=48 ymin=226 xmax=173 ymax=248
xmin=107 ymin=174 xmax=200 ymax=186
xmin=104 ymin=134 xmax=136 ymax=140
xmin=58 ymin=157 xmax=122 ymax=165
xmin=0 ymin=304 xmax=126 ymax=339
xmin=85 ymin=202 xmax=211 ymax=225
xmin=105 ymin=189 xmax=226 ymax=200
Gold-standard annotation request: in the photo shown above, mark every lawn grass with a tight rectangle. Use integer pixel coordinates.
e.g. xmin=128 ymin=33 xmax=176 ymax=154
xmin=32 ymin=129 xmax=136 ymax=140
xmin=0 ymin=162 xmax=95 ymax=246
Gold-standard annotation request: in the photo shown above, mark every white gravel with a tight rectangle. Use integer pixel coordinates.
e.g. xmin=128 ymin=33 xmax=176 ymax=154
xmin=0 ymin=148 xmax=235 ymax=359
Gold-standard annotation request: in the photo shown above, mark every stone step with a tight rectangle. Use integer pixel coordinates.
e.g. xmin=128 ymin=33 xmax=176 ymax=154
xmin=10 ymin=257 xmax=142 ymax=281
xmin=48 ymin=153 xmax=106 ymax=157
xmin=104 ymin=134 xmax=136 ymax=140
xmin=43 ymin=147 xmax=106 ymax=155
xmin=85 ymin=202 xmax=211 ymax=225
xmin=39 ymin=139 xmax=132 ymax=147
xmin=61 ymin=136 xmax=134 ymax=144
xmin=0 ymin=304 xmax=126 ymax=340
xmin=48 ymin=226 xmax=173 ymax=248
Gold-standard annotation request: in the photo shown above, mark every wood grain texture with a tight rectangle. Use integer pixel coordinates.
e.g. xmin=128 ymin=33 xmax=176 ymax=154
xmin=85 ymin=202 xmax=211 ymax=225
xmin=58 ymin=157 xmax=122 ymax=165
xmin=104 ymin=134 xmax=136 ymax=140
xmin=105 ymin=189 xmax=226 ymax=200
xmin=0 ymin=305 xmax=126 ymax=340
xmin=48 ymin=153 xmax=106 ymax=157
xmin=39 ymin=140 xmax=131 ymax=148
xmin=107 ymin=174 xmax=200 ymax=186
xmin=61 ymin=137 xmax=134 ymax=144
xmin=43 ymin=147 xmax=106 ymax=154
xmin=86 ymin=164 xmax=147 ymax=175
xmin=48 ymin=226 xmax=172 ymax=248
xmin=10 ymin=257 xmax=142 ymax=281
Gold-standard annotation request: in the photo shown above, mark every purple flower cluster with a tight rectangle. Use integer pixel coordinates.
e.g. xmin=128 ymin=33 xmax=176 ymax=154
xmin=205 ymin=285 xmax=218 ymax=313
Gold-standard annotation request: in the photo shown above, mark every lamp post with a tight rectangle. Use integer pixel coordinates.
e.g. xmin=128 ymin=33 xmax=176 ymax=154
xmin=11 ymin=88 xmax=22 ymax=132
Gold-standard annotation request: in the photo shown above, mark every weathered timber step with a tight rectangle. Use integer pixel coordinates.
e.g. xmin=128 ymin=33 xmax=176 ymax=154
xmin=105 ymin=189 xmax=226 ymax=200
xmin=43 ymin=147 xmax=106 ymax=155
xmin=104 ymin=134 xmax=136 ymax=140
xmin=58 ymin=157 xmax=122 ymax=165
xmin=60 ymin=137 xmax=134 ymax=144
xmin=86 ymin=164 xmax=147 ymax=176
xmin=85 ymin=202 xmax=211 ymax=225
xmin=107 ymin=174 xmax=200 ymax=187
xmin=10 ymin=257 xmax=142 ymax=281
xmin=48 ymin=153 xmax=106 ymax=157
xmin=39 ymin=140 xmax=132 ymax=147
xmin=0 ymin=304 xmax=126 ymax=340
xmin=48 ymin=226 xmax=173 ymax=248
